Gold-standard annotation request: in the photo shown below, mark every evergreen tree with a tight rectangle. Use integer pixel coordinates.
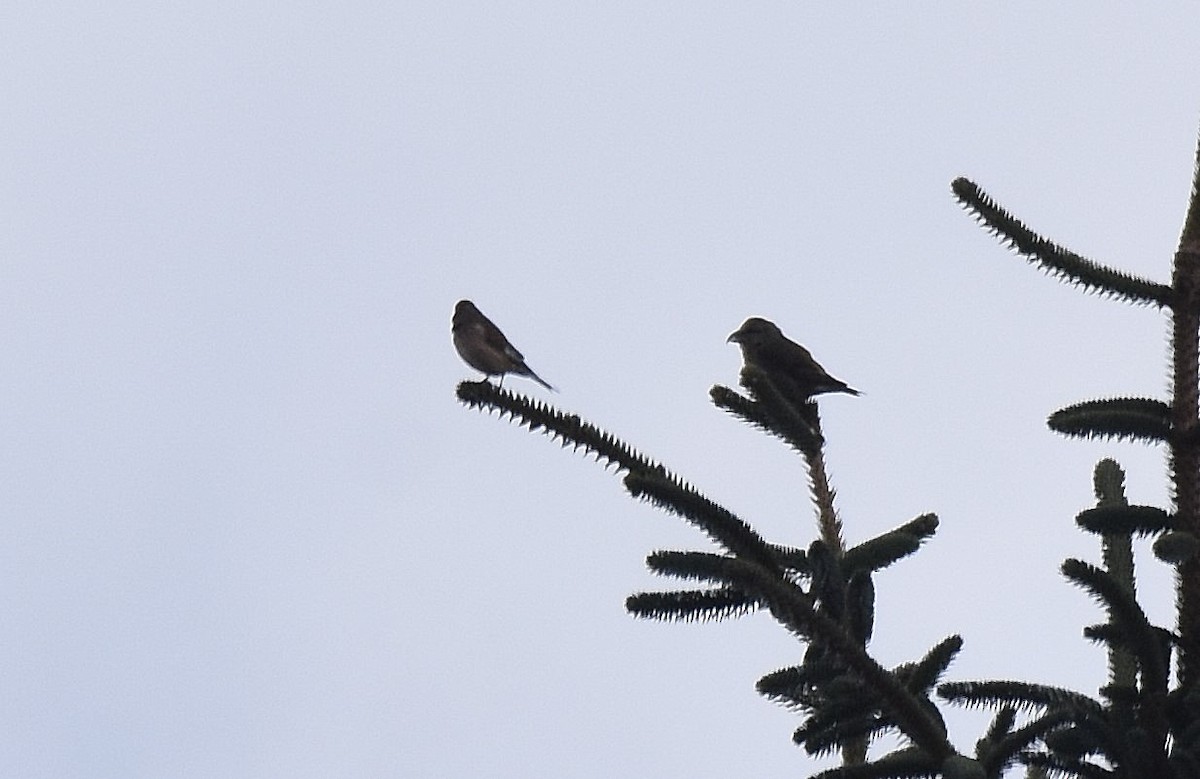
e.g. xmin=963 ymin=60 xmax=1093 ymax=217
xmin=457 ymin=129 xmax=1200 ymax=779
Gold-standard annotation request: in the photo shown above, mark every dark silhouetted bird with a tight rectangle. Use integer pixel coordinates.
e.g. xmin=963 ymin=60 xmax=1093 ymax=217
xmin=452 ymin=300 xmax=555 ymax=391
xmin=727 ymin=317 xmax=859 ymax=400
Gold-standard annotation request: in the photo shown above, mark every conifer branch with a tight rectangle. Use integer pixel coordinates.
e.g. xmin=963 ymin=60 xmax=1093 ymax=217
xmin=710 ymin=380 xmax=824 ymax=454
xmin=625 ymin=472 xmax=779 ymax=568
xmin=987 ymin=715 xmax=1068 ymax=772
xmin=976 ymin=709 xmax=1070 ymax=777
xmin=938 ymin=682 xmax=1128 ymax=771
xmin=938 ymin=680 xmax=1105 ymax=719
xmin=771 ymin=543 xmax=811 ymax=571
xmin=743 ymin=370 xmax=845 ymax=554
xmin=978 ymin=706 xmax=1016 ymax=747
xmin=1020 ymin=751 xmax=1111 ymax=779
xmin=644 ymin=550 xmax=750 ymax=584
xmin=1155 ymin=530 xmax=1200 ymax=564
xmin=647 ymin=553 xmax=955 ymax=762
xmin=458 ymin=380 xmax=774 ymax=560
xmin=842 ymin=515 xmax=939 ymax=574
xmin=903 ymin=636 xmax=964 ymax=696
xmin=713 ymin=372 xmax=846 ymax=553
xmin=797 ymin=721 xmax=883 ymax=761
xmin=1061 ymin=559 xmax=1169 ymax=697
xmin=951 ymin=177 xmax=1171 ymax=308
xmin=757 ymin=664 xmax=827 ymax=710
xmin=624 ymin=587 xmax=761 ymax=622
xmin=457 ymin=380 xmax=677 ymax=477
xmin=1170 ymin=135 xmax=1200 ymax=684
xmin=1047 ymin=397 xmax=1172 ymax=443
xmin=1074 ymin=504 xmax=1173 ymax=537
xmin=1178 ymin=130 xmax=1200 ymax=250
xmin=806 ymin=434 xmax=846 ymax=556
xmin=687 ymin=555 xmax=956 ymax=762
xmin=1091 ymin=459 xmax=1140 ymax=694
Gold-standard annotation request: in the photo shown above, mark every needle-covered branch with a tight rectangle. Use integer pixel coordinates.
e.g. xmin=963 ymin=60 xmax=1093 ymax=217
xmin=1047 ymin=397 xmax=1172 ymax=444
xmin=457 ymin=379 xmax=678 ymax=477
xmin=952 ymin=177 xmax=1171 ymax=308
xmin=625 ymin=587 xmax=761 ymax=622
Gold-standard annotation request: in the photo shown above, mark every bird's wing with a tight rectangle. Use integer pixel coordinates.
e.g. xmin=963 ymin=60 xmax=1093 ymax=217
xmin=476 ymin=316 xmax=525 ymax=363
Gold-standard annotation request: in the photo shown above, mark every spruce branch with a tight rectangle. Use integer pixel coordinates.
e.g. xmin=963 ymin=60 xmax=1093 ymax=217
xmin=456 ymin=379 xmax=677 ymax=477
xmin=458 ymin=376 xmax=949 ymax=762
xmin=903 ymin=635 xmax=965 ymax=697
xmin=1091 ymin=459 xmax=1139 ymax=694
xmin=1061 ymin=559 xmax=1169 ymax=698
xmin=951 ymin=177 xmax=1171 ymax=308
xmin=1083 ymin=623 xmax=1133 ymax=651
xmin=1156 ymin=530 xmax=1200 ymax=564
xmin=457 ymin=379 xmax=788 ymax=564
xmin=714 ymin=368 xmax=847 ymax=553
xmin=644 ymin=549 xmax=753 ymax=585
xmin=975 ymin=709 xmax=1071 ymax=777
xmin=711 ymin=377 xmax=824 ymax=454
xmin=1178 ymin=130 xmax=1200 ymax=251
xmin=758 ymin=663 xmax=835 ymax=710
xmin=1047 ymin=398 xmax=1172 ymax=443
xmin=842 ymin=514 xmax=939 ymax=575
xmin=938 ymin=680 xmax=1106 ymax=719
xmin=977 ymin=706 xmax=1017 ymax=750
xmin=797 ymin=710 xmax=888 ymax=759
xmin=1020 ymin=751 xmax=1112 ymax=779
xmin=625 ymin=471 xmax=779 ymax=568
xmin=1171 ymin=245 xmax=1200 ymax=685
xmin=705 ymin=556 xmax=956 ymax=762
xmin=986 ymin=712 xmax=1069 ymax=762
xmin=625 ymin=587 xmax=761 ymax=622
xmin=1170 ymin=135 xmax=1200 ymax=684
xmin=807 ymin=434 xmax=847 ymax=556
xmin=1074 ymin=505 xmax=1173 ymax=537
xmin=646 ymin=553 xmax=954 ymax=762
xmin=771 ymin=543 xmax=812 ymax=571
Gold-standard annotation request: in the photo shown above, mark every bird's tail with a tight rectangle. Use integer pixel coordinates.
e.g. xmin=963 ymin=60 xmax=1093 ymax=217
xmin=527 ymin=368 xmax=556 ymax=392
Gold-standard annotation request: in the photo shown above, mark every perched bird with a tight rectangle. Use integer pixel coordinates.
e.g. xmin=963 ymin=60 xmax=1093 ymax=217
xmin=727 ymin=317 xmax=860 ymax=400
xmin=452 ymin=300 xmax=555 ymax=391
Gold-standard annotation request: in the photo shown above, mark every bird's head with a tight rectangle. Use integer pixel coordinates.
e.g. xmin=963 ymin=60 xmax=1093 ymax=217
xmin=453 ymin=299 xmax=480 ymax=326
xmin=727 ymin=317 xmax=781 ymax=348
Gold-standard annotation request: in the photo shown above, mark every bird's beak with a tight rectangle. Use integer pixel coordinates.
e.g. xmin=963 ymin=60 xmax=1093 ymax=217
xmin=726 ymin=330 xmax=741 ymax=344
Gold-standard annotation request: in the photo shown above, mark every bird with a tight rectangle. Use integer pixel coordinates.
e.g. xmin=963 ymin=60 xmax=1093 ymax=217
xmin=452 ymin=300 xmax=555 ymax=391
xmin=727 ymin=317 xmax=859 ymax=400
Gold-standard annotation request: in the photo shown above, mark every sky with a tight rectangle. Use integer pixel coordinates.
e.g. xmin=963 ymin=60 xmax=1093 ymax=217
xmin=4 ymin=3 xmax=1200 ymax=778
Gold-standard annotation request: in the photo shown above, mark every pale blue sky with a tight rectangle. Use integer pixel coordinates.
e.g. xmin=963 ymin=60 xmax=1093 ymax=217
xmin=4 ymin=4 xmax=1198 ymax=777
